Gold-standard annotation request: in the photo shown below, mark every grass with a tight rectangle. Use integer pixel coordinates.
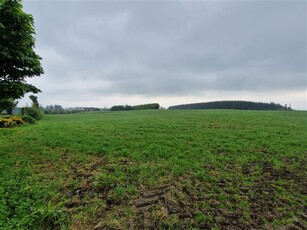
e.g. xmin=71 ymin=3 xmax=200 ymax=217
xmin=0 ymin=110 xmax=306 ymax=229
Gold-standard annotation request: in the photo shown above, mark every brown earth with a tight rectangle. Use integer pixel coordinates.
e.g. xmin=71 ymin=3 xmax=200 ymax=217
xmin=34 ymin=153 xmax=306 ymax=230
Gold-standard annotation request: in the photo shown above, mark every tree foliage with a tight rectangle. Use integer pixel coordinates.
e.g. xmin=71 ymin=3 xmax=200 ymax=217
xmin=44 ymin=105 xmax=65 ymax=114
xmin=21 ymin=106 xmax=42 ymax=120
xmin=29 ymin=95 xmax=39 ymax=108
xmin=110 ymin=103 xmax=160 ymax=111
xmin=0 ymin=0 xmax=43 ymax=103
xmin=133 ymin=103 xmax=160 ymax=110
xmin=110 ymin=105 xmax=133 ymax=111
xmin=0 ymin=98 xmax=17 ymax=114
xmin=168 ymin=101 xmax=291 ymax=111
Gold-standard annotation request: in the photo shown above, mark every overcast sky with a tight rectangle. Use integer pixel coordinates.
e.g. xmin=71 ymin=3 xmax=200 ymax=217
xmin=21 ymin=0 xmax=306 ymax=110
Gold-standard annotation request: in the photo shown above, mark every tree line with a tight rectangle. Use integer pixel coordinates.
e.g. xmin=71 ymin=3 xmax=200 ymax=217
xmin=168 ymin=101 xmax=292 ymax=111
xmin=43 ymin=105 xmax=102 ymax=114
xmin=43 ymin=103 xmax=160 ymax=113
xmin=110 ymin=103 xmax=160 ymax=111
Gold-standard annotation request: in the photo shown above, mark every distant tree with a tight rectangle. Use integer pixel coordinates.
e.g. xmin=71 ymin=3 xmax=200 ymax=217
xmin=0 ymin=98 xmax=17 ymax=115
xmin=0 ymin=0 xmax=43 ymax=111
xmin=43 ymin=104 xmax=65 ymax=114
xmin=6 ymin=99 xmax=18 ymax=115
xmin=29 ymin=95 xmax=39 ymax=108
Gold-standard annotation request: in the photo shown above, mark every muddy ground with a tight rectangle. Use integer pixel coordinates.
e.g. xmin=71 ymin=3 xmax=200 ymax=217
xmin=47 ymin=154 xmax=307 ymax=230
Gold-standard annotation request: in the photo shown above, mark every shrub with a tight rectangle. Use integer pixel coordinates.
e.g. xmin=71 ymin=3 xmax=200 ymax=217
xmin=21 ymin=115 xmax=37 ymax=124
xmin=0 ymin=116 xmax=24 ymax=128
xmin=21 ymin=107 xmax=43 ymax=120
xmin=0 ymin=115 xmax=38 ymax=128
xmin=0 ymin=117 xmax=14 ymax=128
xmin=10 ymin=116 xmax=24 ymax=125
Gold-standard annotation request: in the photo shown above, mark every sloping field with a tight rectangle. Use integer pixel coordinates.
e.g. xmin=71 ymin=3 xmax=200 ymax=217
xmin=0 ymin=110 xmax=306 ymax=229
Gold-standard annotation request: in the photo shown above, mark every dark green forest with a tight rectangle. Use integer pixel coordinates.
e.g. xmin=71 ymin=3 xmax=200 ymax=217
xmin=168 ymin=101 xmax=291 ymax=110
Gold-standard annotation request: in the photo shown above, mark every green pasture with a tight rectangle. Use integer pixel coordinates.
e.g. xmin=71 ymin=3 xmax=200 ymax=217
xmin=0 ymin=110 xmax=306 ymax=229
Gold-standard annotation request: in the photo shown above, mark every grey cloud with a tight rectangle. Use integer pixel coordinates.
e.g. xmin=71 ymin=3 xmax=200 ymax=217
xmin=23 ymin=0 xmax=306 ymax=107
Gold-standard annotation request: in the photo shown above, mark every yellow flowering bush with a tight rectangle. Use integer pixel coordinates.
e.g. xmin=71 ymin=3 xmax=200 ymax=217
xmin=10 ymin=116 xmax=24 ymax=125
xmin=0 ymin=116 xmax=25 ymax=128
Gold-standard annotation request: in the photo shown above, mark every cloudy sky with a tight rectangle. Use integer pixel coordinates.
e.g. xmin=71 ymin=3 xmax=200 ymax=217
xmin=21 ymin=0 xmax=306 ymax=110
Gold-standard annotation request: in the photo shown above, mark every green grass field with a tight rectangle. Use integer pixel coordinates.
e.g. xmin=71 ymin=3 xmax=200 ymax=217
xmin=1 ymin=110 xmax=306 ymax=229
